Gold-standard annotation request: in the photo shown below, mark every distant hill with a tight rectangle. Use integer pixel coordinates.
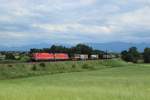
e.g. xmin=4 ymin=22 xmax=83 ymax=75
xmin=87 ymin=42 xmax=150 ymax=52
xmin=0 ymin=43 xmax=72 ymax=51
xmin=0 ymin=42 xmax=149 ymax=52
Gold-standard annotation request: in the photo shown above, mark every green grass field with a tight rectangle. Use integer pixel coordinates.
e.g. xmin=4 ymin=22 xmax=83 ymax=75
xmin=0 ymin=60 xmax=150 ymax=100
xmin=0 ymin=59 xmax=128 ymax=79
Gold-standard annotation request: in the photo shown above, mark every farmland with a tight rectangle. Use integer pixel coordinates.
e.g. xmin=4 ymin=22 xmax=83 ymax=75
xmin=0 ymin=60 xmax=150 ymax=100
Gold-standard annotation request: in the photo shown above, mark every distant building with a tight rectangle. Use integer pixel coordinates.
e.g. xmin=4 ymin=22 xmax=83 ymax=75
xmin=0 ymin=54 xmax=6 ymax=60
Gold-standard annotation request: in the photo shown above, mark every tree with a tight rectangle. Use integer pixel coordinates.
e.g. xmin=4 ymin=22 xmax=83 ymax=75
xmin=71 ymin=44 xmax=93 ymax=54
xmin=121 ymin=47 xmax=140 ymax=63
xmin=121 ymin=50 xmax=128 ymax=61
xmin=50 ymin=45 xmax=68 ymax=53
xmin=92 ymin=49 xmax=104 ymax=55
xmin=143 ymin=48 xmax=150 ymax=63
xmin=29 ymin=43 xmax=106 ymax=58
xmin=128 ymin=47 xmax=140 ymax=63
xmin=5 ymin=53 xmax=15 ymax=60
xmin=30 ymin=48 xmax=43 ymax=53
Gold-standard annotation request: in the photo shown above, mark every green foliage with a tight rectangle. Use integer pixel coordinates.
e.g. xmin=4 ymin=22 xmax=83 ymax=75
xmin=8 ymin=64 xmax=13 ymax=68
xmin=71 ymin=64 xmax=76 ymax=69
xmin=101 ymin=59 xmax=129 ymax=67
xmin=121 ymin=50 xmax=128 ymax=61
xmin=50 ymin=45 xmax=69 ymax=53
xmin=20 ymin=55 xmax=30 ymax=62
xmin=30 ymin=44 xmax=104 ymax=56
xmin=71 ymin=44 xmax=93 ymax=54
xmin=121 ymin=47 xmax=140 ymax=63
xmin=143 ymin=48 xmax=150 ymax=63
xmin=82 ymin=63 xmax=93 ymax=69
xmin=32 ymin=65 xmax=37 ymax=71
xmin=5 ymin=53 xmax=15 ymax=60
xmin=30 ymin=48 xmax=43 ymax=53
xmin=39 ymin=63 xmax=46 ymax=68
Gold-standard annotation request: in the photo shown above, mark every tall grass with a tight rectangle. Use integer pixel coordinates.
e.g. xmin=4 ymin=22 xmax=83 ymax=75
xmin=0 ymin=59 xmax=129 ymax=79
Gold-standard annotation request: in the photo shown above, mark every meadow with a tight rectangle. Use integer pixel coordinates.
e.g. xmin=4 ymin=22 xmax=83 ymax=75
xmin=0 ymin=60 xmax=150 ymax=100
xmin=0 ymin=59 xmax=127 ymax=79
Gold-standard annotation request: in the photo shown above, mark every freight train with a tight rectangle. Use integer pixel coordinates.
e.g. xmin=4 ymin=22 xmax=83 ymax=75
xmin=32 ymin=53 xmax=115 ymax=61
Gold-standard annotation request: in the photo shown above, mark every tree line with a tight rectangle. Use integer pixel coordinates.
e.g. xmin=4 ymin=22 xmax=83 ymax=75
xmin=30 ymin=44 xmax=105 ymax=57
xmin=0 ymin=44 xmax=105 ymax=61
xmin=121 ymin=47 xmax=150 ymax=63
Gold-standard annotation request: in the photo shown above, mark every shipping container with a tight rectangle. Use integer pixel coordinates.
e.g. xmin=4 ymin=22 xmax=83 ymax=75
xmin=73 ymin=54 xmax=88 ymax=60
xmin=73 ymin=54 xmax=81 ymax=60
xmin=80 ymin=54 xmax=88 ymax=60
xmin=91 ymin=54 xmax=99 ymax=59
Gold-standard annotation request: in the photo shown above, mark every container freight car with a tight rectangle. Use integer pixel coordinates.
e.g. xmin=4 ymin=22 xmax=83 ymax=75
xmin=80 ymin=54 xmax=88 ymax=60
xmin=91 ymin=54 xmax=99 ymax=59
xmin=73 ymin=54 xmax=81 ymax=60
xmin=73 ymin=54 xmax=88 ymax=60
xmin=32 ymin=53 xmax=69 ymax=61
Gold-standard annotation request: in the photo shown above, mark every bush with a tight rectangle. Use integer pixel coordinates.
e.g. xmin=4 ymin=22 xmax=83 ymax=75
xmin=143 ymin=48 xmax=150 ymax=63
xmin=72 ymin=64 xmax=76 ymax=69
xmin=20 ymin=56 xmax=30 ymax=62
xmin=8 ymin=64 xmax=13 ymax=67
xmin=82 ymin=63 xmax=93 ymax=69
xmin=5 ymin=53 xmax=15 ymax=60
xmin=121 ymin=47 xmax=140 ymax=63
xmin=39 ymin=63 xmax=46 ymax=68
xmin=32 ymin=65 xmax=37 ymax=71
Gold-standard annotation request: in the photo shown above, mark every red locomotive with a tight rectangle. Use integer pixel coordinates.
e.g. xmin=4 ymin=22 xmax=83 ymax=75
xmin=54 ymin=53 xmax=69 ymax=60
xmin=32 ymin=53 xmax=69 ymax=61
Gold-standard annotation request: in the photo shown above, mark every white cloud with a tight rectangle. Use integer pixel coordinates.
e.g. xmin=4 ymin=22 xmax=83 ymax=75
xmin=105 ymin=6 xmax=150 ymax=36
xmin=32 ymin=23 xmax=113 ymax=35
xmin=0 ymin=0 xmax=150 ymax=46
xmin=112 ymin=6 xmax=150 ymax=26
xmin=79 ymin=0 xmax=96 ymax=5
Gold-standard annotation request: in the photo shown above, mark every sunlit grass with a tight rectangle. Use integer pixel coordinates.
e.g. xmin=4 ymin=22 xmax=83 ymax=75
xmin=0 ymin=61 xmax=150 ymax=100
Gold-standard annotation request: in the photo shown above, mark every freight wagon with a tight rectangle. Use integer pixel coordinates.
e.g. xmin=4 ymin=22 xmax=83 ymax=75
xmin=91 ymin=55 xmax=99 ymax=59
xmin=54 ymin=53 xmax=69 ymax=60
xmin=80 ymin=54 xmax=88 ymax=60
xmin=73 ymin=54 xmax=88 ymax=60
xmin=73 ymin=54 xmax=80 ymax=60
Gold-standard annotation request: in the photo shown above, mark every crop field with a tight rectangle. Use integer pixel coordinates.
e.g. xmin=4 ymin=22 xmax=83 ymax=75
xmin=0 ymin=60 xmax=150 ymax=100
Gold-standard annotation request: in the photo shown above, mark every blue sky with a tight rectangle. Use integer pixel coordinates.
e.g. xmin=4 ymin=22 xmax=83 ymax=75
xmin=0 ymin=0 xmax=150 ymax=47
